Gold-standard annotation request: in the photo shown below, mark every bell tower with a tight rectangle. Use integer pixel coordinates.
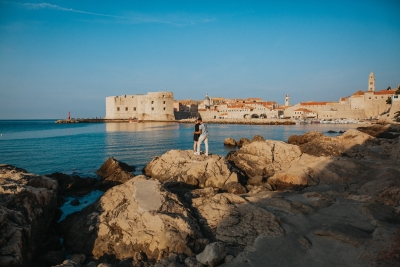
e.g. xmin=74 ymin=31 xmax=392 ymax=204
xmin=285 ymin=94 xmax=290 ymax=107
xmin=368 ymin=72 xmax=375 ymax=92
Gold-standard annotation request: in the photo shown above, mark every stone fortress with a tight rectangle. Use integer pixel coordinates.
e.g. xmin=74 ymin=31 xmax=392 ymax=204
xmin=105 ymin=92 xmax=175 ymax=121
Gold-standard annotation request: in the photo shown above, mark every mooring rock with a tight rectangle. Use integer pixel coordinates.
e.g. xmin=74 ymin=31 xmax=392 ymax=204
xmin=192 ymin=193 xmax=284 ymax=254
xmin=196 ymin=242 xmax=227 ymax=267
xmin=224 ymin=138 xmax=237 ymax=147
xmin=227 ymin=141 xmax=302 ymax=185
xmin=144 ymin=150 xmax=240 ymax=190
xmin=61 ymin=177 xmax=203 ymax=261
xmin=96 ymin=157 xmax=135 ymax=188
xmin=0 ymin=164 xmax=58 ymax=267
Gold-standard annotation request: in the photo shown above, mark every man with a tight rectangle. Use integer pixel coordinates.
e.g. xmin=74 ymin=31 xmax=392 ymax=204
xmin=194 ymin=117 xmax=209 ymax=156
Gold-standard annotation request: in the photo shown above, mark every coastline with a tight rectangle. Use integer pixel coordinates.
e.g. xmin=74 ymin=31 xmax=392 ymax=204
xmin=55 ymin=118 xmax=297 ymax=125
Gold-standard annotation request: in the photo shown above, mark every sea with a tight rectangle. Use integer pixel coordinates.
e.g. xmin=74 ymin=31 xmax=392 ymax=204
xmin=0 ymin=119 xmax=366 ymax=176
xmin=0 ymin=119 xmax=365 ymax=220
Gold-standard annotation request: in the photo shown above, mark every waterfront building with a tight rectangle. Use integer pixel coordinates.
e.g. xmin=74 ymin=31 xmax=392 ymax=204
xmin=105 ymin=92 xmax=174 ymax=120
xmin=284 ymin=72 xmax=397 ymax=120
xmin=173 ymin=99 xmax=199 ymax=119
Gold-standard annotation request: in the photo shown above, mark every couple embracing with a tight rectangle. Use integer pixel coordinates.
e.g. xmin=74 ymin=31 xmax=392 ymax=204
xmin=193 ymin=118 xmax=209 ymax=156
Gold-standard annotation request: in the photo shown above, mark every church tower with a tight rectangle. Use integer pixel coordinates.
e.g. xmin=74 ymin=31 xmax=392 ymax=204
xmin=285 ymin=94 xmax=290 ymax=107
xmin=368 ymin=72 xmax=375 ymax=92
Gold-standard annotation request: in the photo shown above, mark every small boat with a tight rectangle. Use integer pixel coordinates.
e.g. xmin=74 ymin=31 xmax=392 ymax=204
xmin=129 ymin=117 xmax=140 ymax=123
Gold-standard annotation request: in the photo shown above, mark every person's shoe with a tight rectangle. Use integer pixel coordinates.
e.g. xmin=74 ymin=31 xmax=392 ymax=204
xmin=194 ymin=152 xmax=200 ymax=155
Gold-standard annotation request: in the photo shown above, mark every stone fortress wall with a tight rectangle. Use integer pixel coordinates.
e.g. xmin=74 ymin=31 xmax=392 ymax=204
xmin=105 ymin=92 xmax=175 ymax=121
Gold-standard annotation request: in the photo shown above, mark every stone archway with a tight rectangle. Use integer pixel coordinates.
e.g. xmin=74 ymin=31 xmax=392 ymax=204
xmin=243 ymin=114 xmax=250 ymax=119
xmin=260 ymin=114 xmax=267 ymax=118
xmin=251 ymin=114 xmax=259 ymax=118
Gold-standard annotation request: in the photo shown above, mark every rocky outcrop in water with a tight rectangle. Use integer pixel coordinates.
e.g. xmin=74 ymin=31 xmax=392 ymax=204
xmin=0 ymin=165 xmax=58 ymax=267
xmin=223 ymin=138 xmax=237 ymax=147
xmin=95 ymin=157 xmax=135 ymax=189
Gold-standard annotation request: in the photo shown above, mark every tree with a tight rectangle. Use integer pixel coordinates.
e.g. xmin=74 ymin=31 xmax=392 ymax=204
xmin=395 ymin=111 xmax=400 ymax=122
xmin=386 ymin=97 xmax=392 ymax=105
xmin=387 ymin=86 xmax=391 ymax=90
xmin=396 ymin=88 xmax=400 ymax=95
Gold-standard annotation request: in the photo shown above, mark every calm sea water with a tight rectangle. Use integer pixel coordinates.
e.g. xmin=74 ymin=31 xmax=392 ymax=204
xmin=0 ymin=120 xmax=363 ymax=176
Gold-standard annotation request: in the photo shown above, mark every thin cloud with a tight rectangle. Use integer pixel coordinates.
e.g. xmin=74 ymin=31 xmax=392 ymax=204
xmin=21 ymin=3 xmax=123 ymax=17
xmin=9 ymin=2 xmax=214 ymax=26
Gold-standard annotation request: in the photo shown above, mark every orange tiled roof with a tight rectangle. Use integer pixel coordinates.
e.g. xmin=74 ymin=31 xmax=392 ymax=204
xmin=340 ymin=98 xmax=346 ymax=101
xmin=227 ymin=103 xmax=245 ymax=108
xmin=300 ymin=102 xmax=328 ymax=106
xmin=352 ymin=90 xmax=364 ymax=96
xmin=374 ymin=90 xmax=395 ymax=95
xmin=294 ymin=108 xmax=313 ymax=112
xmin=246 ymin=98 xmax=263 ymax=101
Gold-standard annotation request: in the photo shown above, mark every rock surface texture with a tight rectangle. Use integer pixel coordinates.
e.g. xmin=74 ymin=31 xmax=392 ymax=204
xmin=144 ymin=150 xmax=241 ymax=190
xmin=2 ymin=126 xmax=400 ymax=267
xmin=95 ymin=157 xmax=135 ymax=189
xmin=0 ymin=165 xmax=58 ymax=267
xmin=61 ymin=177 xmax=203 ymax=261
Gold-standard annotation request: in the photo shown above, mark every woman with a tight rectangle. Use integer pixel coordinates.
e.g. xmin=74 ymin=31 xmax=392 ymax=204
xmin=193 ymin=118 xmax=200 ymax=152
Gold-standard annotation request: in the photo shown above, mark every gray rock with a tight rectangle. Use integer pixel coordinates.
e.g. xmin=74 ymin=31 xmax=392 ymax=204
xmin=196 ymin=242 xmax=227 ymax=267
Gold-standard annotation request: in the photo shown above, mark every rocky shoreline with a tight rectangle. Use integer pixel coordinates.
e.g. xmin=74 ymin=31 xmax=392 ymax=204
xmin=1 ymin=124 xmax=400 ymax=267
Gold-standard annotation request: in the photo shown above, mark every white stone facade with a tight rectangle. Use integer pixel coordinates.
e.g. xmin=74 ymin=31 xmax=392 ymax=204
xmin=105 ymin=92 xmax=175 ymax=120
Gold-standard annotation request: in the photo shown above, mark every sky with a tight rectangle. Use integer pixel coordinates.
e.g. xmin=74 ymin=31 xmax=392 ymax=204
xmin=0 ymin=0 xmax=399 ymax=119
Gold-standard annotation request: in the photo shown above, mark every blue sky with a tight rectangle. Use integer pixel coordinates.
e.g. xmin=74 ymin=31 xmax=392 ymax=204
xmin=0 ymin=0 xmax=399 ymax=119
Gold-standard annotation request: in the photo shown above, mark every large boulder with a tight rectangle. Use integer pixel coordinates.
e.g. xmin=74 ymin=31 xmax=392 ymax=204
xmin=96 ymin=157 xmax=135 ymax=189
xmin=192 ymin=193 xmax=284 ymax=254
xmin=287 ymin=129 xmax=376 ymax=157
xmin=227 ymin=141 xmax=302 ymax=185
xmin=61 ymin=177 xmax=203 ymax=261
xmin=0 ymin=164 xmax=58 ymax=267
xmin=144 ymin=150 xmax=240 ymax=190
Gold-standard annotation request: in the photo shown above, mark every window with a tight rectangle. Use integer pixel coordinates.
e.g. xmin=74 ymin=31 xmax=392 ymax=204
xmin=151 ymin=101 xmax=154 ymax=104
xmin=152 ymin=107 xmax=154 ymax=111
xmin=117 ymin=107 xmax=120 ymax=111
xmin=133 ymin=107 xmax=136 ymax=111
xmin=163 ymin=101 xmax=166 ymax=104
xmin=125 ymin=107 xmax=128 ymax=111
xmin=163 ymin=107 xmax=166 ymax=110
